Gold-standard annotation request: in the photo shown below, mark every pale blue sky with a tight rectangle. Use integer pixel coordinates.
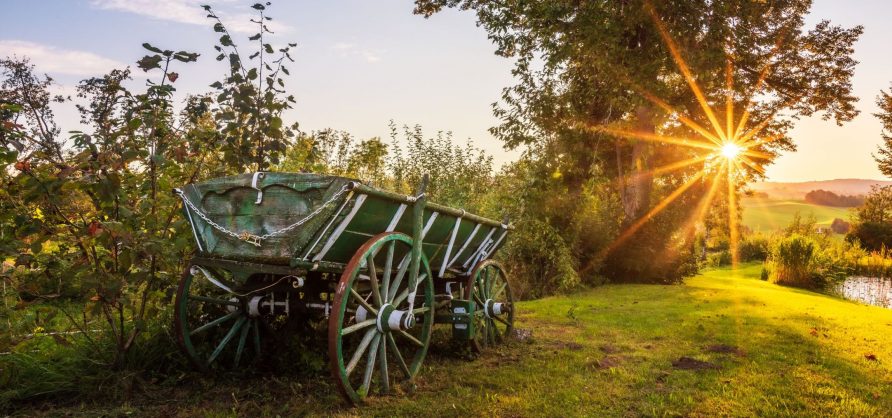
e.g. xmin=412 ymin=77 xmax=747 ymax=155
xmin=1 ymin=0 xmax=890 ymax=182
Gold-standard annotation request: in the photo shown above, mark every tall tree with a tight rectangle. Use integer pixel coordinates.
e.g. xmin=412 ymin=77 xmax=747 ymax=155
xmin=415 ymin=0 xmax=862 ymax=281
xmin=873 ymin=84 xmax=892 ymax=176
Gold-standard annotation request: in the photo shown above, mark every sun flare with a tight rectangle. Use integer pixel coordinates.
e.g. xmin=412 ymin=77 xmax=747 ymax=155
xmin=721 ymin=143 xmax=742 ymax=160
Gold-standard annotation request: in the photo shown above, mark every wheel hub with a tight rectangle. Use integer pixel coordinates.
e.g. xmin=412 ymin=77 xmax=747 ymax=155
xmin=484 ymin=299 xmax=509 ymax=318
xmin=376 ymin=303 xmax=414 ymax=332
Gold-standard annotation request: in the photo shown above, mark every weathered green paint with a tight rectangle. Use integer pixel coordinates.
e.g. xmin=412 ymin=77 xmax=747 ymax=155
xmin=178 ymin=172 xmax=508 ymax=275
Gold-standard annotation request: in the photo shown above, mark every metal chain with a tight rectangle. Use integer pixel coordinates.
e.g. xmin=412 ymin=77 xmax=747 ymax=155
xmin=176 ymin=184 xmax=351 ymax=247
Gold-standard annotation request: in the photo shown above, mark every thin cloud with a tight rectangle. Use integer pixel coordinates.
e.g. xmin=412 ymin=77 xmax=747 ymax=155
xmin=90 ymin=0 xmax=292 ymax=34
xmin=0 ymin=40 xmax=126 ymax=76
xmin=331 ymin=42 xmax=383 ymax=64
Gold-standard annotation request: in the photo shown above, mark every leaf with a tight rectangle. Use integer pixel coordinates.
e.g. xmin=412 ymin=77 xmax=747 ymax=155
xmin=136 ymin=55 xmax=163 ymax=72
xmin=167 ymin=72 xmax=179 ymax=83
xmin=249 ymin=51 xmax=260 ymax=60
xmin=209 ymin=81 xmax=223 ymax=89
xmin=216 ymin=53 xmax=225 ymax=61
xmin=251 ymin=3 xmax=265 ymax=10
xmin=220 ymin=35 xmax=233 ymax=47
xmin=249 ymin=33 xmax=261 ymax=41
xmin=214 ymin=22 xmax=226 ymax=33
xmin=247 ymin=68 xmax=258 ymax=80
xmin=264 ymin=43 xmax=274 ymax=54
xmin=269 ymin=116 xmax=282 ymax=130
xmin=173 ymin=51 xmax=199 ymax=62
xmin=142 ymin=43 xmax=163 ymax=53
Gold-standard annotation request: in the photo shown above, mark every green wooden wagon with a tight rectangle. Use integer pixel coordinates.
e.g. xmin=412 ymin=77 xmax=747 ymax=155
xmin=172 ymin=172 xmax=514 ymax=403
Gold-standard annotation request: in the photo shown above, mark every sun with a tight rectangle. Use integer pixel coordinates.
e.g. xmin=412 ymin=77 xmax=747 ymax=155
xmin=721 ymin=143 xmax=742 ymax=160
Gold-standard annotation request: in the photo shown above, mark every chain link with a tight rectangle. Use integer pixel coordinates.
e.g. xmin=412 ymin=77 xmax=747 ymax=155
xmin=176 ymin=184 xmax=351 ymax=247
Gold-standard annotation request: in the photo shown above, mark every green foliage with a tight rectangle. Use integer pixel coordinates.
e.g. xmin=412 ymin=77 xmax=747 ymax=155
xmin=202 ymin=3 xmax=299 ymax=172
xmin=848 ymin=185 xmax=892 ymax=250
xmin=739 ymin=233 xmax=771 ymax=262
xmin=768 ymin=234 xmax=816 ymax=288
xmin=500 ymin=219 xmax=579 ymax=299
xmin=873 ymin=84 xmax=892 ymax=176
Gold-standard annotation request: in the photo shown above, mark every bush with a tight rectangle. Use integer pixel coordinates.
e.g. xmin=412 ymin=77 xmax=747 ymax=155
xmin=500 ymin=219 xmax=580 ymax=299
xmin=768 ymin=234 xmax=816 ymax=288
xmin=739 ymin=234 xmax=770 ymax=262
xmin=847 ymin=221 xmax=892 ymax=251
xmin=706 ymin=250 xmax=732 ymax=267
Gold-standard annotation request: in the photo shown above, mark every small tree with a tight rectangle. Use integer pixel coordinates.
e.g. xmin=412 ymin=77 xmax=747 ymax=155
xmin=873 ymin=84 xmax=892 ymax=176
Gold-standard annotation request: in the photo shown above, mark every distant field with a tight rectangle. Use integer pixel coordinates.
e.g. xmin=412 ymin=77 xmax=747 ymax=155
xmin=741 ymin=196 xmax=853 ymax=233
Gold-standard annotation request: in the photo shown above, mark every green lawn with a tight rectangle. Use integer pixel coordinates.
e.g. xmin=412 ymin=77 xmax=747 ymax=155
xmin=14 ymin=264 xmax=892 ymax=417
xmin=742 ymin=196 xmax=852 ymax=232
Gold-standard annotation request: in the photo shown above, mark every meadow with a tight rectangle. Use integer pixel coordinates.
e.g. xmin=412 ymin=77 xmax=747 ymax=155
xmin=741 ymin=196 xmax=853 ymax=233
xmin=12 ymin=263 xmax=890 ymax=417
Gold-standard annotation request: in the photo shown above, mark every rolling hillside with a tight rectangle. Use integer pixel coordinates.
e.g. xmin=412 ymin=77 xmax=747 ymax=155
xmin=749 ymin=179 xmax=892 ymax=200
xmin=741 ymin=195 xmax=852 ymax=233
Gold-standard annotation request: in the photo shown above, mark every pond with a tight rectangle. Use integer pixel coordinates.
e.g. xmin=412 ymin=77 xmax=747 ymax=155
xmin=834 ymin=277 xmax=892 ymax=308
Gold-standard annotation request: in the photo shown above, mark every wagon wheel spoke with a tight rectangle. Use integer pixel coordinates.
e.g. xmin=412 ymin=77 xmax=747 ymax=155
xmin=208 ymin=316 xmax=247 ymax=364
xmin=350 ymin=288 xmax=378 ymax=316
xmin=346 ymin=328 xmax=377 ymax=376
xmin=381 ymin=241 xmax=394 ymax=301
xmin=190 ymin=310 xmax=240 ymax=336
xmin=392 ymin=274 xmax=425 ymax=307
xmin=360 ymin=334 xmax=382 ymax=397
xmin=388 ymin=253 xmax=411 ymax=302
xmin=234 ymin=320 xmax=251 ymax=368
xmin=252 ymin=319 xmax=261 ymax=355
xmin=378 ymin=335 xmax=389 ymax=394
xmin=396 ymin=330 xmax=424 ymax=347
xmin=341 ymin=319 xmax=376 ymax=336
xmin=493 ymin=315 xmax=511 ymax=327
xmin=188 ymin=295 xmax=238 ymax=306
xmin=366 ymin=254 xmax=383 ymax=306
xmin=386 ymin=333 xmax=411 ymax=377
xmin=493 ymin=281 xmax=507 ymax=301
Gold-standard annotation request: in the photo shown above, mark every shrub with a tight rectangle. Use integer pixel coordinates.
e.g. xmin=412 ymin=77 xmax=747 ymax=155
xmin=500 ymin=219 xmax=580 ymax=299
xmin=830 ymin=218 xmax=851 ymax=234
xmin=739 ymin=234 xmax=770 ymax=262
xmin=706 ymin=250 xmax=732 ymax=267
xmin=846 ymin=221 xmax=892 ymax=251
xmin=768 ymin=234 xmax=816 ymax=288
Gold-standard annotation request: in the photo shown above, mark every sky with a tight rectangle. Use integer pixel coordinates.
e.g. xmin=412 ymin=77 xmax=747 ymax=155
xmin=1 ymin=0 xmax=890 ymax=183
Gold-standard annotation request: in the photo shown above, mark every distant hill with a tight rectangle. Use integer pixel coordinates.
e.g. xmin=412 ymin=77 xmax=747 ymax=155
xmin=741 ymin=196 xmax=852 ymax=233
xmin=748 ymin=179 xmax=892 ymax=200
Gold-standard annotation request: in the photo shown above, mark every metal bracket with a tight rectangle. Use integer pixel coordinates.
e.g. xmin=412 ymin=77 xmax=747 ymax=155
xmin=251 ymin=172 xmax=265 ymax=205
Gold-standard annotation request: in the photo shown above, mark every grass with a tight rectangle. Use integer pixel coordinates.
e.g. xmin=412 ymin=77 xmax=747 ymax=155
xmin=742 ymin=196 xmax=852 ymax=232
xmin=8 ymin=263 xmax=892 ymax=416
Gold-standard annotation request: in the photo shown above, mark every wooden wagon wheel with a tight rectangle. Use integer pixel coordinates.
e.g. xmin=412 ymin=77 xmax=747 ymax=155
xmin=174 ymin=264 xmax=263 ymax=370
xmin=328 ymin=232 xmax=435 ymax=403
xmin=466 ymin=259 xmax=515 ymax=352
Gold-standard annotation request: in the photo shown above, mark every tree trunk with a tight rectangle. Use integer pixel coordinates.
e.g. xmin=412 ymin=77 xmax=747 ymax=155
xmin=617 ymin=106 xmax=655 ymax=223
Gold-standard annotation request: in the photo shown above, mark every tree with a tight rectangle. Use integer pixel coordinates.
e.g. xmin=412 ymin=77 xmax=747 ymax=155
xmin=873 ymin=84 xmax=892 ymax=176
xmin=415 ymin=0 xmax=862 ymax=281
xmin=847 ymin=185 xmax=892 ymax=250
